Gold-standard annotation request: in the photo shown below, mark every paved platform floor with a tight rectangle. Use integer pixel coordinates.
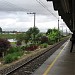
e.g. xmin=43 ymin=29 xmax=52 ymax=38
xmin=32 ymin=40 xmax=75 ymax=75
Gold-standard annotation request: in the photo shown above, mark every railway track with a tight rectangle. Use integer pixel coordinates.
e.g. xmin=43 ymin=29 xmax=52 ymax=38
xmin=1 ymin=38 xmax=69 ymax=75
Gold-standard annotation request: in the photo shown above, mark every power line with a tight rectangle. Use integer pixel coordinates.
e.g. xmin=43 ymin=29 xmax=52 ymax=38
xmin=36 ymin=0 xmax=69 ymax=33
xmin=36 ymin=0 xmax=58 ymax=19
xmin=39 ymin=0 xmax=58 ymax=18
xmin=36 ymin=0 xmax=65 ymax=24
xmin=5 ymin=0 xmax=58 ymax=19
xmin=2 ymin=0 xmax=27 ymax=11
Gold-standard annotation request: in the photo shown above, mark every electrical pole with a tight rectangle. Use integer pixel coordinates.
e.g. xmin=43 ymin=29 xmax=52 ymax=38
xmin=34 ymin=13 xmax=36 ymax=28
xmin=27 ymin=12 xmax=36 ymax=43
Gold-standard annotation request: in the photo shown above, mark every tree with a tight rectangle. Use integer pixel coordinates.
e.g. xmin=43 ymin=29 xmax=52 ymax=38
xmin=26 ymin=27 xmax=40 ymax=43
xmin=33 ymin=27 xmax=40 ymax=35
xmin=48 ymin=28 xmax=60 ymax=44
xmin=33 ymin=27 xmax=40 ymax=43
xmin=35 ymin=33 xmax=43 ymax=44
xmin=0 ymin=38 xmax=11 ymax=58
xmin=26 ymin=28 xmax=33 ymax=40
xmin=27 ymin=27 xmax=39 ymax=36
xmin=24 ymin=33 xmax=30 ymax=45
xmin=27 ymin=27 xmax=33 ymax=35
xmin=16 ymin=33 xmax=25 ymax=46
xmin=46 ymin=29 xmax=52 ymax=35
xmin=15 ymin=27 xmax=40 ymax=46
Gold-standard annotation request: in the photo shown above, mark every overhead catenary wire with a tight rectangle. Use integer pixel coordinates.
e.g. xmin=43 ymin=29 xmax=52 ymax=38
xmin=35 ymin=0 xmax=70 ymax=33
xmin=36 ymin=0 xmax=58 ymax=19
xmin=1 ymin=0 xmax=27 ymax=11
xmin=5 ymin=0 xmax=58 ymax=19
xmin=3 ymin=0 xmax=63 ymax=23
xmin=36 ymin=0 xmax=64 ymax=23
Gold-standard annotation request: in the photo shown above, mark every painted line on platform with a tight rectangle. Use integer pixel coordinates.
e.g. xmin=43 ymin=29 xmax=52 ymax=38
xmin=43 ymin=41 xmax=68 ymax=75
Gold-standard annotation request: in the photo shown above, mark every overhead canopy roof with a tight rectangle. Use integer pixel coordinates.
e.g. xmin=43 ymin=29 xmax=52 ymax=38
xmin=47 ymin=0 xmax=74 ymax=32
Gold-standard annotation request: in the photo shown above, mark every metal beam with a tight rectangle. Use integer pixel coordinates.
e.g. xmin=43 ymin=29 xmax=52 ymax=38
xmin=72 ymin=0 xmax=75 ymax=31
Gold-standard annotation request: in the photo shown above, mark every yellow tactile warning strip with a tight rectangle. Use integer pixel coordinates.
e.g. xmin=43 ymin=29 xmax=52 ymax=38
xmin=43 ymin=41 xmax=69 ymax=75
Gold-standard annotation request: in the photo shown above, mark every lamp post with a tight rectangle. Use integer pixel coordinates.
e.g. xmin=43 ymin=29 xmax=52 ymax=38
xmin=27 ymin=12 xmax=36 ymax=43
xmin=27 ymin=12 xmax=36 ymax=27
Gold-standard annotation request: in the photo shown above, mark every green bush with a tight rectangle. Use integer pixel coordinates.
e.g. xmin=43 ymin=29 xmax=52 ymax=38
xmin=43 ymin=43 xmax=48 ymax=48
xmin=8 ymin=47 xmax=22 ymax=54
xmin=40 ymin=43 xmax=48 ymax=48
xmin=4 ymin=52 xmax=23 ymax=63
xmin=4 ymin=53 xmax=18 ymax=63
xmin=15 ymin=51 xmax=23 ymax=57
xmin=48 ymin=40 xmax=55 ymax=45
xmin=47 ymin=28 xmax=60 ymax=45
xmin=21 ymin=46 xmax=26 ymax=50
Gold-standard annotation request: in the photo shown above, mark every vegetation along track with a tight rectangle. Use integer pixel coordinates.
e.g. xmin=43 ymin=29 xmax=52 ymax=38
xmin=2 ymin=38 xmax=69 ymax=75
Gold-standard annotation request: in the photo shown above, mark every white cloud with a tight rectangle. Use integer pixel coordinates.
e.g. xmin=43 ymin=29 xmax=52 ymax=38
xmin=0 ymin=0 xmax=69 ymax=32
xmin=0 ymin=11 xmax=68 ymax=32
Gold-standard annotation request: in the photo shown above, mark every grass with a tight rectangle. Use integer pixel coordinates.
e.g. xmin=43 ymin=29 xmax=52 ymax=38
xmin=11 ymin=42 xmax=16 ymax=44
xmin=0 ymin=34 xmax=16 ymax=39
xmin=11 ymin=42 xmax=16 ymax=46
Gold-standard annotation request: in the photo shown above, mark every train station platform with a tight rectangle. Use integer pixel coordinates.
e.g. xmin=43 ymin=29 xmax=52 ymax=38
xmin=32 ymin=40 xmax=75 ymax=75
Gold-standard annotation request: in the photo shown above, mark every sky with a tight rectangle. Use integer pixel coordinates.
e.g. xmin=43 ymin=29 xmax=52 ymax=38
xmin=0 ymin=0 xmax=70 ymax=32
